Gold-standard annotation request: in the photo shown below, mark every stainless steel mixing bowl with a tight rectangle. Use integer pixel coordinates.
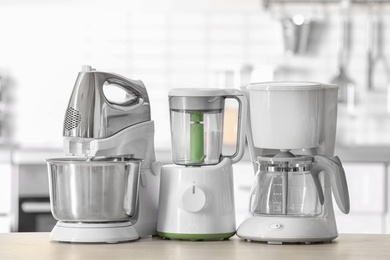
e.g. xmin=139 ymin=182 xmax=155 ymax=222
xmin=47 ymin=157 xmax=141 ymax=222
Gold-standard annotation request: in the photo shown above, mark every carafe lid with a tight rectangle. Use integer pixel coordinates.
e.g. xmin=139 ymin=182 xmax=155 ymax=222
xmin=256 ymin=155 xmax=312 ymax=172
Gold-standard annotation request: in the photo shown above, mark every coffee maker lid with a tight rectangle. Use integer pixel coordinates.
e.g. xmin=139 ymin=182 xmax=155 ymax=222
xmin=247 ymin=81 xmax=325 ymax=91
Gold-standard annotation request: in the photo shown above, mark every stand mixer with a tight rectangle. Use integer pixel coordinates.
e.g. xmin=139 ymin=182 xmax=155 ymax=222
xmin=237 ymin=82 xmax=350 ymax=244
xmin=46 ymin=65 xmax=160 ymax=243
xmin=157 ymin=88 xmax=247 ymax=240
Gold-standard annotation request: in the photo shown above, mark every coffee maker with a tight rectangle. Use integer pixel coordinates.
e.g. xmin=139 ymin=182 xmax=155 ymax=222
xmin=157 ymin=88 xmax=247 ymax=240
xmin=237 ymin=82 xmax=350 ymax=244
xmin=46 ymin=66 xmax=160 ymax=243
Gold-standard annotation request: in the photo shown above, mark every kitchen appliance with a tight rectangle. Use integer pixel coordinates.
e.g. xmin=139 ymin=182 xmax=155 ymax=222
xmin=46 ymin=65 xmax=160 ymax=243
xmin=237 ymin=82 xmax=350 ymax=244
xmin=157 ymin=88 xmax=247 ymax=240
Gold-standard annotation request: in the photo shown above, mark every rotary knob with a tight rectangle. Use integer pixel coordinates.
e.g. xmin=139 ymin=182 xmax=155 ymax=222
xmin=181 ymin=185 xmax=206 ymax=213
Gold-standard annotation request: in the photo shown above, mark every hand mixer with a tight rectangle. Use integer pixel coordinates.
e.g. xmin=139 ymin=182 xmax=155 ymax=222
xmin=47 ymin=65 xmax=160 ymax=243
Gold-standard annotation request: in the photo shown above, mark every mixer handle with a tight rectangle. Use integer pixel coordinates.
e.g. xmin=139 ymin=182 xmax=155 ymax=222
xmin=311 ymin=156 xmax=350 ymax=214
xmin=100 ymin=72 xmax=149 ymax=108
xmin=222 ymin=89 xmax=247 ymax=164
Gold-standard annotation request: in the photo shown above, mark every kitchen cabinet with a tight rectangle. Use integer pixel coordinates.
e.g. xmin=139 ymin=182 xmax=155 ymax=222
xmin=0 ymin=163 xmax=11 ymax=215
xmin=11 ymin=148 xmax=63 ymax=232
xmin=0 ymin=149 xmax=12 ymax=233
xmin=334 ymin=162 xmax=386 ymax=234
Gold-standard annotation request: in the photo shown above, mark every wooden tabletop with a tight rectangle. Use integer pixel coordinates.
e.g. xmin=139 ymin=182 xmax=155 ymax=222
xmin=0 ymin=233 xmax=388 ymax=260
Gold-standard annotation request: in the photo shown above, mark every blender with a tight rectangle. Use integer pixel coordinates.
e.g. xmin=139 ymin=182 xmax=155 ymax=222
xmin=237 ymin=82 xmax=350 ymax=244
xmin=157 ymin=88 xmax=247 ymax=240
xmin=46 ymin=66 xmax=161 ymax=243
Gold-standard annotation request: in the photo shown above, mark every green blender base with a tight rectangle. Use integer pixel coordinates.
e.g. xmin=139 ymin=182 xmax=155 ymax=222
xmin=158 ymin=232 xmax=235 ymax=241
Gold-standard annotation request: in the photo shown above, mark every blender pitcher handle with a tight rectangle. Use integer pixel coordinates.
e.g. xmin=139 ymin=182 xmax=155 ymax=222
xmin=312 ymin=156 xmax=350 ymax=214
xmin=223 ymin=90 xmax=247 ymax=164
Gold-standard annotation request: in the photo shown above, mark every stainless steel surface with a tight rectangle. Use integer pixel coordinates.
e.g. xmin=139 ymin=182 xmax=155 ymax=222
xmin=47 ymin=157 xmax=141 ymax=222
xmin=64 ymin=65 xmax=151 ymax=139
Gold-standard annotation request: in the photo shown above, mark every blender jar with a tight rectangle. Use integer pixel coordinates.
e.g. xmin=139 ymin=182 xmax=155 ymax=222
xmin=169 ymin=94 xmax=225 ymax=166
xmin=170 ymin=108 xmax=223 ymax=165
xmin=250 ymin=156 xmax=322 ymax=216
xmin=168 ymin=88 xmax=247 ymax=166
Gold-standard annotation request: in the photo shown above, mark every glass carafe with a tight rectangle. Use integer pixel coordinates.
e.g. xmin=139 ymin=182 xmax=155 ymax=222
xmin=250 ymin=156 xmax=322 ymax=217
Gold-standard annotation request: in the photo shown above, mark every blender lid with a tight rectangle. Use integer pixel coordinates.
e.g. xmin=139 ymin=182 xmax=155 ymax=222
xmin=169 ymin=89 xmax=225 ymax=110
xmin=247 ymin=81 xmax=329 ymax=91
xmin=169 ymin=88 xmax=242 ymax=97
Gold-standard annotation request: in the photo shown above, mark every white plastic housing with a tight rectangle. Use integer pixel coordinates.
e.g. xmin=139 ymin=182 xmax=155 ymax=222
xmin=248 ymin=82 xmax=322 ymax=149
xmin=157 ymin=158 xmax=236 ymax=236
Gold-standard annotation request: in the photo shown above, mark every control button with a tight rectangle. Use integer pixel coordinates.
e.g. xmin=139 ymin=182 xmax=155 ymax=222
xmin=181 ymin=186 xmax=206 ymax=213
xmin=269 ymin=223 xmax=284 ymax=230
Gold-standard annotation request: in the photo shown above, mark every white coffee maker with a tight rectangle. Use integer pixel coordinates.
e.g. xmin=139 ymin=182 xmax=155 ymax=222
xmin=237 ymin=82 xmax=350 ymax=244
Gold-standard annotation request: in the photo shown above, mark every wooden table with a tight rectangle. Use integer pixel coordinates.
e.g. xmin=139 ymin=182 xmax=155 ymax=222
xmin=0 ymin=233 xmax=388 ymax=260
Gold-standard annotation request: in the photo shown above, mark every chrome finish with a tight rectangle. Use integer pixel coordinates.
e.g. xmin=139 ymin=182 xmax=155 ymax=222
xmin=63 ymin=66 xmax=151 ymax=139
xmin=257 ymin=156 xmax=312 ymax=173
xmin=47 ymin=157 xmax=141 ymax=222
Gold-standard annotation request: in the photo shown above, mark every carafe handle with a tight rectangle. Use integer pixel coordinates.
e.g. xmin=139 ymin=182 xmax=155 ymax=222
xmin=311 ymin=155 xmax=350 ymax=214
xmin=221 ymin=89 xmax=247 ymax=164
xmin=309 ymin=168 xmax=325 ymax=206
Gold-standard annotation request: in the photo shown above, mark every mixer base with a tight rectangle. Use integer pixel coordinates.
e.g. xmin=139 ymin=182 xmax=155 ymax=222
xmin=50 ymin=221 xmax=139 ymax=243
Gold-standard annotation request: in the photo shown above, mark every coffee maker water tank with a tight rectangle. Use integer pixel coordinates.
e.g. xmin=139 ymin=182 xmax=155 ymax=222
xmin=243 ymin=82 xmax=338 ymax=157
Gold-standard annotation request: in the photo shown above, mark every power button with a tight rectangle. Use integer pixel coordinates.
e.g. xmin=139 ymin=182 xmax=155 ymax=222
xmin=269 ymin=223 xmax=284 ymax=230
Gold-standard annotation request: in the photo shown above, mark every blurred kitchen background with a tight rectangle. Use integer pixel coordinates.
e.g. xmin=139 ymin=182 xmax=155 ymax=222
xmin=0 ymin=0 xmax=389 ymax=234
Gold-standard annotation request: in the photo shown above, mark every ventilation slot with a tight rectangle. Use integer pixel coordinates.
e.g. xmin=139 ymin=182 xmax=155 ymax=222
xmin=64 ymin=107 xmax=81 ymax=131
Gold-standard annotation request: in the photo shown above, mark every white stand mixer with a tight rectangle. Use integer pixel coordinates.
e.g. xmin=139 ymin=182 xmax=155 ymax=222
xmin=47 ymin=66 xmax=160 ymax=243
xmin=237 ymin=82 xmax=350 ymax=244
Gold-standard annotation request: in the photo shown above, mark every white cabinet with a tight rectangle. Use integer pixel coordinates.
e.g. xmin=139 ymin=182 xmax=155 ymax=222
xmin=0 ymin=216 xmax=11 ymax=233
xmin=0 ymin=163 xmax=12 ymax=214
xmin=0 ymin=161 xmax=12 ymax=233
xmin=334 ymin=163 xmax=386 ymax=234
